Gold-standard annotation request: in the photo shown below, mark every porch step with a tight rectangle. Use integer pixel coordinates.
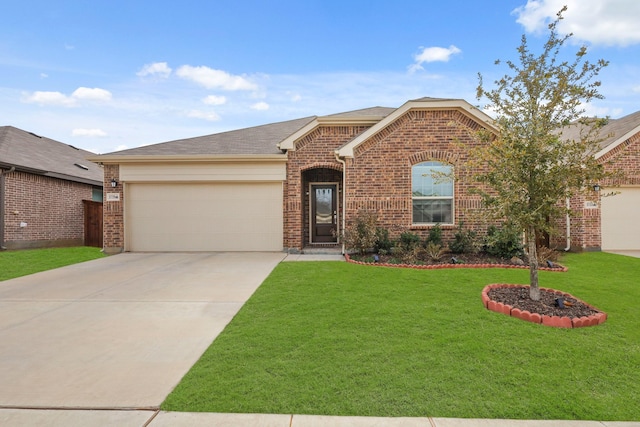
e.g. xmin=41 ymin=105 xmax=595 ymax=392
xmin=301 ymin=246 xmax=342 ymax=255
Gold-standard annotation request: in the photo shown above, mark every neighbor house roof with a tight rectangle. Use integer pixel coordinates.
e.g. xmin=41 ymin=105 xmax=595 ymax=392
xmin=0 ymin=126 xmax=103 ymax=186
xmin=557 ymin=110 xmax=640 ymax=159
xmin=595 ymin=110 xmax=640 ymax=158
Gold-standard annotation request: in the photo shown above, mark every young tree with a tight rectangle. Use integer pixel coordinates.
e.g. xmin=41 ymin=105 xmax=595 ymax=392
xmin=473 ymin=7 xmax=611 ymax=300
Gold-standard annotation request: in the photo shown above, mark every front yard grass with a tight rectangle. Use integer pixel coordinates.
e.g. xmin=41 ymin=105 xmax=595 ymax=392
xmin=0 ymin=246 xmax=105 ymax=281
xmin=162 ymin=252 xmax=640 ymax=421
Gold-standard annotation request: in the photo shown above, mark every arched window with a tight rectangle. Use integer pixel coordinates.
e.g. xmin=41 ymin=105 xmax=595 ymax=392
xmin=412 ymin=161 xmax=454 ymax=224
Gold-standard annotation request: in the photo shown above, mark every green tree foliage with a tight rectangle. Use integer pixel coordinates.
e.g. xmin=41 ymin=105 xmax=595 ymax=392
xmin=473 ymin=7 xmax=613 ymax=300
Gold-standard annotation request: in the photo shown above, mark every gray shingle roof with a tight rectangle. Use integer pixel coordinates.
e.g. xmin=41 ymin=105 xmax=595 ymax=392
xmin=322 ymin=106 xmax=396 ymax=119
xmin=111 ymin=116 xmax=317 ymax=156
xmin=559 ymin=111 xmax=640 ymax=153
xmin=0 ymin=126 xmax=103 ymax=186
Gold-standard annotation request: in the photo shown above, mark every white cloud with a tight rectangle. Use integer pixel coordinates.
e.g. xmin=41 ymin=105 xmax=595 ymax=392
xmin=202 ymin=95 xmax=227 ymax=105
xmin=22 ymin=87 xmax=112 ymax=107
xmin=40 ymin=73 xmax=48 ymax=79
xmin=176 ymin=65 xmax=258 ymax=91
xmin=72 ymin=87 xmax=112 ymax=102
xmin=72 ymin=128 xmax=107 ymax=137
xmin=410 ymin=45 xmax=462 ymax=72
xmin=513 ymin=0 xmax=640 ymax=47
xmin=250 ymin=101 xmax=269 ymax=111
xmin=114 ymin=144 xmax=129 ymax=152
xmin=22 ymin=91 xmax=76 ymax=107
xmin=137 ymin=62 xmax=172 ymax=78
xmin=186 ymin=110 xmax=221 ymax=121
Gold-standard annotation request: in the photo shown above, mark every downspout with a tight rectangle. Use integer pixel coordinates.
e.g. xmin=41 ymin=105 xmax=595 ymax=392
xmin=564 ymin=197 xmax=571 ymax=251
xmin=334 ymin=151 xmax=347 ymax=255
xmin=0 ymin=167 xmax=16 ymax=250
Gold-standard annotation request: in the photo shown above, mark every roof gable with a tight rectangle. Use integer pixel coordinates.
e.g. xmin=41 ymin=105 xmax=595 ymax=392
xmin=336 ymin=98 xmax=496 ymax=157
xmin=0 ymin=126 xmax=103 ymax=185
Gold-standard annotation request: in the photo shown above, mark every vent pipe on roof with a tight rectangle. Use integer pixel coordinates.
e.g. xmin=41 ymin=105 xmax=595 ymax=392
xmin=0 ymin=167 xmax=16 ymax=250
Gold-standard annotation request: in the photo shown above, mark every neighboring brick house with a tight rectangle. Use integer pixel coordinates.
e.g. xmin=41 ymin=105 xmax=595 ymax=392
xmin=89 ymin=97 xmax=638 ymax=254
xmin=553 ymin=111 xmax=640 ymax=252
xmin=0 ymin=126 xmax=104 ymax=250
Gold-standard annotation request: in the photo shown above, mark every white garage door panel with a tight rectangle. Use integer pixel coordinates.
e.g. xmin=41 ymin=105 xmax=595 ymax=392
xmin=601 ymin=187 xmax=640 ymax=251
xmin=127 ymin=183 xmax=282 ymax=252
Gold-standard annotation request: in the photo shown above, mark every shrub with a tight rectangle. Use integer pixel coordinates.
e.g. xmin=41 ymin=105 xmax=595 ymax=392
xmin=536 ymin=245 xmax=560 ymax=264
xmin=343 ymin=211 xmax=378 ymax=255
xmin=425 ymin=223 xmax=443 ymax=246
xmin=399 ymin=231 xmax=421 ymax=251
xmin=425 ymin=242 xmax=447 ymax=261
xmin=484 ymin=223 xmax=524 ymax=259
xmin=448 ymin=223 xmax=477 ymax=254
xmin=375 ymin=227 xmax=394 ymax=252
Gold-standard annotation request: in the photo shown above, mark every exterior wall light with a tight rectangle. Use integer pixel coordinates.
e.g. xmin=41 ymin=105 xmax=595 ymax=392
xmin=111 ymin=178 xmax=118 ymax=188
xmin=593 ymin=184 xmax=600 ymax=192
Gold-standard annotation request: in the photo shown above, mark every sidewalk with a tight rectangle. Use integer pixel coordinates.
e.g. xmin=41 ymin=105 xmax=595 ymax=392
xmin=1 ymin=409 xmax=638 ymax=426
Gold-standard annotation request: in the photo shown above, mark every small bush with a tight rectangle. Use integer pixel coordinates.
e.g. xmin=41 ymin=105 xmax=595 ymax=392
xmin=343 ymin=211 xmax=378 ymax=255
xmin=536 ymin=245 xmax=560 ymax=264
xmin=425 ymin=223 xmax=443 ymax=246
xmin=484 ymin=223 xmax=524 ymax=259
xmin=425 ymin=242 xmax=447 ymax=261
xmin=399 ymin=231 xmax=421 ymax=251
xmin=375 ymin=227 xmax=394 ymax=252
xmin=448 ymin=223 xmax=477 ymax=254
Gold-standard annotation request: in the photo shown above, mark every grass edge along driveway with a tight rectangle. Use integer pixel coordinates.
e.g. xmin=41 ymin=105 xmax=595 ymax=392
xmin=165 ymin=252 xmax=640 ymax=420
xmin=0 ymin=247 xmax=105 ymax=281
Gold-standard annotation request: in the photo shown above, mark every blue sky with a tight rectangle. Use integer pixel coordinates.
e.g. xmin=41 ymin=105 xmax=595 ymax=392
xmin=2 ymin=0 xmax=639 ymax=154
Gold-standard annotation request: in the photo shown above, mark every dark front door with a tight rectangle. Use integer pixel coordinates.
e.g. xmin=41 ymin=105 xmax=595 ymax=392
xmin=311 ymin=184 xmax=337 ymax=243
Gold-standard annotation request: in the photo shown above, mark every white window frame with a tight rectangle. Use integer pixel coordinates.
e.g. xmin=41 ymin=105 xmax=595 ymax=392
xmin=411 ymin=161 xmax=454 ymax=225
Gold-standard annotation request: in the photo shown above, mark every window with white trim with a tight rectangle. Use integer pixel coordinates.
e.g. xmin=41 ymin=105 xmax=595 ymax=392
xmin=412 ymin=161 xmax=453 ymax=224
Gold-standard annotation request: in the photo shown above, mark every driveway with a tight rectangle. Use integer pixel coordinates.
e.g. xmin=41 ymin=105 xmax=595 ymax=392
xmin=0 ymin=252 xmax=285 ymax=409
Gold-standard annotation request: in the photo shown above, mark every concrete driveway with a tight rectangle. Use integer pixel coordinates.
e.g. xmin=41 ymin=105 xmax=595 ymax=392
xmin=0 ymin=252 xmax=285 ymax=409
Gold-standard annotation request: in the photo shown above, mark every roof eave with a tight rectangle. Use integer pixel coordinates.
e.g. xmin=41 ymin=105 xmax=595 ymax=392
xmin=595 ymin=125 xmax=640 ymax=159
xmin=88 ymin=153 xmax=288 ymax=164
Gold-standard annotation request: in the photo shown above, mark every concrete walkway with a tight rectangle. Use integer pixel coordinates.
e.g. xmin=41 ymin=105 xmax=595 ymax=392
xmin=1 ymin=252 xmax=638 ymax=426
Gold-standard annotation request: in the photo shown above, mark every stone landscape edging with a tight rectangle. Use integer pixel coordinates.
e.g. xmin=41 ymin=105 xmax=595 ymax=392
xmin=344 ymin=254 xmax=568 ymax=272
xmin=481 ymin=284 xmax=607 ymax=328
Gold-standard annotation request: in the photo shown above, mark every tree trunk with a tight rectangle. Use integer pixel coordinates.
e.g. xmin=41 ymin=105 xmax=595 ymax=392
xmin=527 ymin=225 xmax=540 ymax=301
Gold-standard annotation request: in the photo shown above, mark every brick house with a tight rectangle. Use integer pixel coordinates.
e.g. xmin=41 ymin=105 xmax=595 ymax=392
xmin=89 ymin=97 xmax=639 ymax=254
xmin=554 ymin=111 xmax=640 ymax=252
xmin=0 ymin=126 xmax=104 ymax=250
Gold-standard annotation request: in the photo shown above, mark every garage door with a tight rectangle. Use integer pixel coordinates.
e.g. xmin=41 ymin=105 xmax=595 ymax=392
xmin=126 ymin=182 xmax=283 ymax=251
xmin=601 ymin=187 xmax=640 ymax=251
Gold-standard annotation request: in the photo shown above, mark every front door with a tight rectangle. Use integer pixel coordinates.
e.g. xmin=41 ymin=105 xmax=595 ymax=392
xmin=311 ymin=184 xmax=337 ymax=243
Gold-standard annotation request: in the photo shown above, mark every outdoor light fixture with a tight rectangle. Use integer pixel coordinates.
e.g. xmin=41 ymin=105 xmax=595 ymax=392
xmin=593 ymin=184 xmax=601 ymax=192
xmin=110 ymin=178 xmax=118 ymax=188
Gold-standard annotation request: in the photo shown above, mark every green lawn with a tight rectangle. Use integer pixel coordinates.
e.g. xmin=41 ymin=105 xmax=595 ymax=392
xmin=0 ymin=246 xmax=105 ymax=281
xmin=162 ymin=252 xmax=640 ymax=420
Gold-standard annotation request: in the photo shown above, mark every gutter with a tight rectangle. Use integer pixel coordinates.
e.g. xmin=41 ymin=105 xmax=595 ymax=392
xmin=334 ymin=151 xmax=347 ymax=255
xmin=0 ymin=167 xmax=16 ymax=250
xmin=564 ymin=197 xmax=571 ymax=251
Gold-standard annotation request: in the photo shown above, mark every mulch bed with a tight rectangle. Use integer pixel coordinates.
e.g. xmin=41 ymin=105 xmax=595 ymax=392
xmin=347 ymin=252 xmax=566 ymax=271
xmin=488 ymin=286 xmax=599 ymax=319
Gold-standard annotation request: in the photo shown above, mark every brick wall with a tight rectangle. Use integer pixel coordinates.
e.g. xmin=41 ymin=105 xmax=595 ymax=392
xmin=284 ymin=126 xmax=369 ymax=250
xmin=284 ymin=109 xmax=495 ymax=251
xmin=102 ymin=164 xmax=123 ymax=254
xmin=347 ymin=109 xmax=491 ymax=243
xmin=3 ymin=171 xmax=93 ymax=249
